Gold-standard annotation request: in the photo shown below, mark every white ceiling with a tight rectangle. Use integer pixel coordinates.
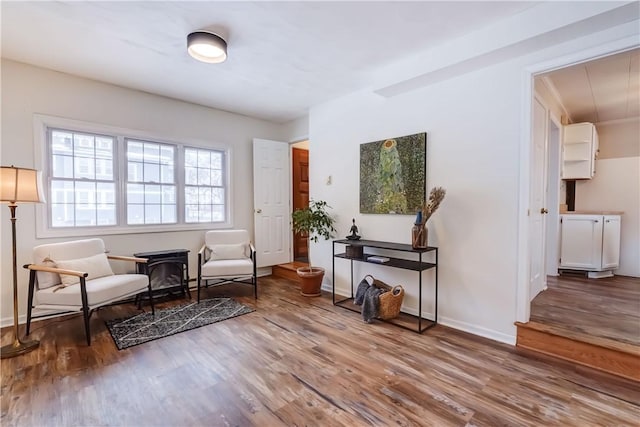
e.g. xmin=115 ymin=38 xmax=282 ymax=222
xmin=540 ymin=48 xmax=640 ymax=124
xmin=1 ymin=1 xmax=538 ymax=123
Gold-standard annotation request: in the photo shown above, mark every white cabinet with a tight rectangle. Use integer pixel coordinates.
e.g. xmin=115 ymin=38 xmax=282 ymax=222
xmin=562 ymin=122 xmax=598 ymax=180
xmin=559 ymin=214 xmax=621 ymax=278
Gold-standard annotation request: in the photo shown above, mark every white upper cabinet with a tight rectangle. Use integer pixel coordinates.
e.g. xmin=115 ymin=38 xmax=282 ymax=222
xmin=562 ymin=122 xmax=599 ymax=180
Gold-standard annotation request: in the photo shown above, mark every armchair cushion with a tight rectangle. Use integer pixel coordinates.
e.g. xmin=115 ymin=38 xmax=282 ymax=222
xmin=208 ymin=243 xmax=248 ymax=261
xmin=201 ymin=258 xmax=254 ymax=277
xmin=55 ymin=253 xmax=114 ymax=285
xmin=35 ymin=273 xmax=148 ymax=308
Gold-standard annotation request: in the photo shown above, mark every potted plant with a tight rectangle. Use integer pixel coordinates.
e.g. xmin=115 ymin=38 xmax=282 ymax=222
xmin=291 ymin=199 xmax=336 ymax=296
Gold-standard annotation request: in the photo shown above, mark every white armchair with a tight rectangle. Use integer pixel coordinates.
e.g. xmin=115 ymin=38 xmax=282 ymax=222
xmin=24 ymin=238 xmax=154 ymax=345
xmin=197 ymin=230 xmax=257 ymax=302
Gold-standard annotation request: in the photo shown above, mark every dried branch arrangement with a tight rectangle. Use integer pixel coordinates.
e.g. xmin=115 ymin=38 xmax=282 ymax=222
xmin=417 ymin=186 xmax=446 ymax=226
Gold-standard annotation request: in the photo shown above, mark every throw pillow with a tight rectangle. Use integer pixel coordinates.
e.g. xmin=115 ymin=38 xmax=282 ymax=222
xmin=208 ymin=243 xmax=247 ymax=260
xmin=56 ymin=253 xmax=114 ymax=286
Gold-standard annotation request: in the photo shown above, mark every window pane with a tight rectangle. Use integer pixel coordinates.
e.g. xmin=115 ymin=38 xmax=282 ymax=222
xmin=198 ymin=187 xmax=211 ymax=204
xmin=185 ymin=149 xmax=198 ymax=167
xmin=145 ymin=184 xmax=161 ymax=204
xmin=160 ymin=145 xmax=174 ymax=165
xmin=211 ymin=152 xmax=222 ymax=169
xmin=74 ymin=156 xmax=95 ymax=179
xmin=51 ymin=180 xmax=74 ymax=203
xmin=197 ymin=151 xmax=210 ymax=168
xmin=75 ymin=203 xmax=97 ymax=226
xmin=51 ymin=204 xmax=74 ymax=227
xmin=97 ymin=205 xmax=116 ymax=226
xmin=52 ymin=155 xmax=73 ymax=178
xmin=211 ymin=169 xmax=222 ymax=186
xmin=127 ymin=183 xmax=144 ymax=204
xmin=143 ymin=143 xmax=160 ymax=163
xmin=185 ymin=167 xmax=198 ymax=185
xmin=51 ymin=131 xmax=73 ymax=155
xmin=128 ymin=161 xmax=143 ymax=182
xmin=96 ymin=158 xmax=113 ymax=180
xmin=211 ymin=205 xmax=225 ymax=222
xmin=185 ymin=205 xmax=198 ymax=223
xmin=145 ymin=204 xmax=161 ymax=224
xmin=198 ymin=205 xmax=212 ymax=222
xmin=160 ymin=164 xmax=174 ymax=184
xmin=95 ymin=137 xmax=113 ymax=159
xmin=185 ymin=186 xmax=198 ymax=204
xmin=97 ymin=183 xmax=115 ymax=204
xmin=162 ymin=186 xmax=175 ymax=203
xmin=162 ymin=205 xmax=176 ymax=223
xmin=74 ymin=134 xmax=95 ymax=156
xmin=197 ymin=169 xmax=211 ymax=186
xmin=212 ymin=188 xmax=224 ymax=203
xmin=144 ymin=162 xmax=160 ymax=183
xmin=127 ymin=204 xmax=144 ymax=225
xmin=128 ymin=141 xmax=144 ymax=162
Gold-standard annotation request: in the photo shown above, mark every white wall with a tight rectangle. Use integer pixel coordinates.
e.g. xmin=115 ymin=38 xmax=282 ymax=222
xmin=308 ymin=21 xmax=640 ymax=344
xmin=575 ymin=120 xmax=640 ymax=277
xmin=311 ymin=62 xmax=522 ymax=344
xmin=0 ymin=59 xmax=289 ymax=326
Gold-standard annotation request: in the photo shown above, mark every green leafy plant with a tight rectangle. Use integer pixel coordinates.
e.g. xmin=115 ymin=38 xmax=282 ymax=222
xmin=291 ymin=199 xmax=336 ymax=269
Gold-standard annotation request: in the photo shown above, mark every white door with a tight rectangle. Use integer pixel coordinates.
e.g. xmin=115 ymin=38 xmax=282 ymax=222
xmin=559 ymin=215 xmax=602 ymax=269
xmin=529 ymin=97 xmax=548 ymax=300
xmin=253 ymin=139 xmax=291 ymax=267
xmin=602 ymin=215 xmax=621 ymax=269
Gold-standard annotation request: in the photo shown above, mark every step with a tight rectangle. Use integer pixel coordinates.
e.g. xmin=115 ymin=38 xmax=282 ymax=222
xmin=272 ymin=262 xmax=307 ymax=283
xmin=515 ymin=321 xmax=640 ymax=382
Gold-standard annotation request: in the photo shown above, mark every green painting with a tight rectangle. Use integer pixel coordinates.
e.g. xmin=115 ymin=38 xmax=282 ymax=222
xmin=360 ymin=132 xmax=426 ymax=215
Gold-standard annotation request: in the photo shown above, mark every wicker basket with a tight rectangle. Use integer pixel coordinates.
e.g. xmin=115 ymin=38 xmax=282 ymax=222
xmin=363 ymin=275 xmax=405 ymax=320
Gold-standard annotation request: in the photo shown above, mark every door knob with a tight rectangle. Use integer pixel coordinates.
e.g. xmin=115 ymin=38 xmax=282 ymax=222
xmin=256 ymin=209 xmax=262 ymax=214
xmin=540 ymin=208 xmax=548 ymax=214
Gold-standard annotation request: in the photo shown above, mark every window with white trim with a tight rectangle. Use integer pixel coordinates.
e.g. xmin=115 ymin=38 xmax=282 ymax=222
xmin=39 ymin=118 xmax=230 ymax=236
xmin=184 ymin=147 xmax=226 ymax=223
xmin=126 ymin=139 xmax=177 ymax=225
xmin=48 ymin=129 xmax=117 ymax=227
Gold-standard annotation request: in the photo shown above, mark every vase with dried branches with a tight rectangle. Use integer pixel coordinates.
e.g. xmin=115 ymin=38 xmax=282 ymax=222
xmin=412 ymin=187 xmax=446 ymax=249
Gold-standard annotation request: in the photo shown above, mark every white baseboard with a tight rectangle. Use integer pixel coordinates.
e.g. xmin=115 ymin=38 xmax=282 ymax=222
xmin=439 ymin=316 xmax=516 ymax=345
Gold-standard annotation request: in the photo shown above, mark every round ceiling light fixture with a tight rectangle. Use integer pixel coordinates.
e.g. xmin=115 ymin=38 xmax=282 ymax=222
xmin=187 ymin=31 xmax=227 ymax=63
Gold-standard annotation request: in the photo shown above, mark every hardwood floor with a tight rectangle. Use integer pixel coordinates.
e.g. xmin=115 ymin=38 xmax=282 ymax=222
xmin=530 ymin=273 xmax=640 ymax=346
xmin=2 ymin=276 xmax=639 ymax=426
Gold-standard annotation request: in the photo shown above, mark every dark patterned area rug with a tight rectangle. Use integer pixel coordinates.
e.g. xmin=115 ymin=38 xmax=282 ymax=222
xmin=106 ymin=298 xmax=254 ymax=350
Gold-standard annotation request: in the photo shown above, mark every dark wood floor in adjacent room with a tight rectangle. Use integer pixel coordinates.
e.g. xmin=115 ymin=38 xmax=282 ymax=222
xmin=2 ymin=276 xmax=639 ymax=426
xmin=531 ymin=273 xmax=640 ymax=346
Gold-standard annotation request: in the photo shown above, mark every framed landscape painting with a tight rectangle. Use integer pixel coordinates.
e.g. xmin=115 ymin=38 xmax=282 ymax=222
xmin=360 ymin=132 xmax=426 ymax=215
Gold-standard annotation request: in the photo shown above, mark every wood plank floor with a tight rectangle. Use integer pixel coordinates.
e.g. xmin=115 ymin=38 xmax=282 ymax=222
xmin=2 ymin=276 xmax=639 ymax=426
xmin=530 ymin=273 xmax=640 ymax=346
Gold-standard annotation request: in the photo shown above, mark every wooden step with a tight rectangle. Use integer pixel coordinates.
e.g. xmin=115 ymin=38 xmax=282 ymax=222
xmin=271 ymin=262 xmax=308 ymax=283
xmin=516 ymin=321 xmax=640 ymax=382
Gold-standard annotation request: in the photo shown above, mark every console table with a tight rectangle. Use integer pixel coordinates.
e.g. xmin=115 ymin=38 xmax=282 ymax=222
xmin=134 ymin=249 xmax=190 ymax=300
xmin=332 ymin=239 xmax=438 ymax=333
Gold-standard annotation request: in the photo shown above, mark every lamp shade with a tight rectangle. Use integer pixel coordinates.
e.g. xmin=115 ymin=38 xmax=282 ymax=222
xmin=187 ymin=31 xmax=227 ymax=63
xmin=0 ymin=166 xmax=45 ymax=203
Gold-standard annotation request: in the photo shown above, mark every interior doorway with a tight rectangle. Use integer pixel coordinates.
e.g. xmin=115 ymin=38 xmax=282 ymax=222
xmin=291 ymin=141 xmax=309 ymax=263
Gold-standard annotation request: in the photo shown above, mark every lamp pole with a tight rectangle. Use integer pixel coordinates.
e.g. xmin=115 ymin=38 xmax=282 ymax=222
xmin=1 ymin=202 xmax=39 ymax=358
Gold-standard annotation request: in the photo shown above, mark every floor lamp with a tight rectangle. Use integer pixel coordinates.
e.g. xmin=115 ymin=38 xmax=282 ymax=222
xmin=1 ymin=166 xmax=45 ymax=359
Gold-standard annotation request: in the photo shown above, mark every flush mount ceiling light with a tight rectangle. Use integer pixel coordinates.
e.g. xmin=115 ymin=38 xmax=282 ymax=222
xmin=187 ymin=31 xmax=227 ymax=63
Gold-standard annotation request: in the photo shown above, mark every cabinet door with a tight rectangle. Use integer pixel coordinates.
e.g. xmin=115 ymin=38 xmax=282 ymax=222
xmin=602 ymin=215 xmax=621 ymax=269
xmin=559 ymin=215 xmax=603 ymax=269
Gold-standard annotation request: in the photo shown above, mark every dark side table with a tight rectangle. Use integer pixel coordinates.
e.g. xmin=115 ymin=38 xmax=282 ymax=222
xmin=134 ymin=249 xmax=190 ymax=301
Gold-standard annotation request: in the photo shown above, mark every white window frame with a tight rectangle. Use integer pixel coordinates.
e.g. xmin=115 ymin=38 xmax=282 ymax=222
xmin=34 ymin=114 xmax=233 ymax=238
